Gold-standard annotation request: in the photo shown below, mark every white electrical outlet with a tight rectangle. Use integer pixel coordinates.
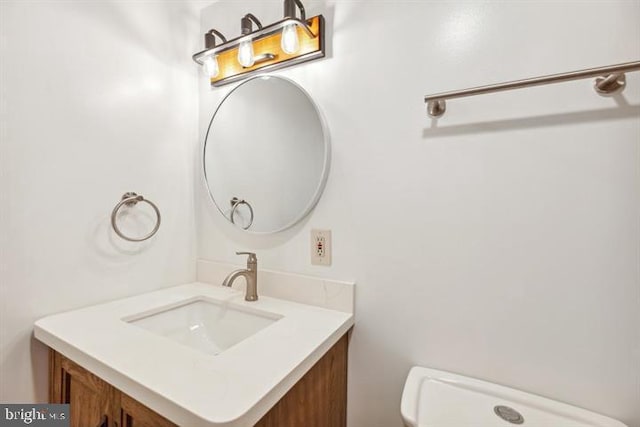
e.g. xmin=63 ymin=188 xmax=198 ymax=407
xmin=311 ymin=229 xmax=332 ymax=266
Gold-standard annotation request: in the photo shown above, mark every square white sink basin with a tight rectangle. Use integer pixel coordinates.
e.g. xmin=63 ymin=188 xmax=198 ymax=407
xmin=125 ymin=298 xmax=282 ymax=355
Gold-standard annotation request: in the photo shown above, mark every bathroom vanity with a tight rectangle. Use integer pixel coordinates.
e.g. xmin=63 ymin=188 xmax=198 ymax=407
xmin=48 ymin=335 xmax=348 ymax=427
xmin=36 ymin=263 xmax=355 ymax=427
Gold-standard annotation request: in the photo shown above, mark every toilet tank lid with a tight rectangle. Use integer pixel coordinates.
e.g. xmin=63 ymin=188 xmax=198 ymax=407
xmin=400 ymin=367 xmax=627 ymax=427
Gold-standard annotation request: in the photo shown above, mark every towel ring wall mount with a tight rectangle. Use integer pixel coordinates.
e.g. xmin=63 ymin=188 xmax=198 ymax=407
xmin=111 ymin=192 xmax=161 ymax=242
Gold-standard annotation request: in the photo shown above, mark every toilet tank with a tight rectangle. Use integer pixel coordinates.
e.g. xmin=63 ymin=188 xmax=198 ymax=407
xmin=401 ymin=367 xmax=628 ymax=427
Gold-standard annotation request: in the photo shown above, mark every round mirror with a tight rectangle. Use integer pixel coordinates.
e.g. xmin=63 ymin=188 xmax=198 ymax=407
xmin=203 ymin=76 xmax=330 ymax=233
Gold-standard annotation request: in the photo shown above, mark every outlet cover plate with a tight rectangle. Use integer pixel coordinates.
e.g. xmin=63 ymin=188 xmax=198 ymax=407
xmin=311 ymin=229 xmax=332 ymax=266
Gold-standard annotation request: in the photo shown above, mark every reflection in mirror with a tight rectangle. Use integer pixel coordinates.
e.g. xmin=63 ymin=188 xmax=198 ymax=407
xmin=204 ymin=76 xmax=330 ymax=233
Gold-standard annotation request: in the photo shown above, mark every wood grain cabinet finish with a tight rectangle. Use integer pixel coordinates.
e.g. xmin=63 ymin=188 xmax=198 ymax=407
xmin=49 ymin=334 xmax=348 ymax=427
xmin=120 ymin=394 xmax=177 ymax=427
xmin=49 ymin=354 xmax=120 ymax=427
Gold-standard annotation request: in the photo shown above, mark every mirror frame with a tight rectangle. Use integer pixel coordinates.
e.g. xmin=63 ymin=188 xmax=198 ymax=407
xmin=202 ymin=74 xmax=331 ymax=234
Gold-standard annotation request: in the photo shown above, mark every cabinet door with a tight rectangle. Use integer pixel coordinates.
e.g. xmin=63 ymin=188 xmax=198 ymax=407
xmin=120 ymin=393 xmax=177 ymax=427
xmin=50 ymin=352 xmax=119 ymax=427
xmin=255 ymin=333 xmax=348 ymax=427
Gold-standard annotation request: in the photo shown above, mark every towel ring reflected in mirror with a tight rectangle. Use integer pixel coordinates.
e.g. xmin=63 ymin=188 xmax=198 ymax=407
xmin=230 ymin=197 xmax=254 ymax=230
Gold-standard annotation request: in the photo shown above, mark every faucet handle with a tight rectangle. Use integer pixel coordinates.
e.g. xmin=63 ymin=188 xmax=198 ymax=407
xmin=236 ymin=251 xmax=257 ymax=264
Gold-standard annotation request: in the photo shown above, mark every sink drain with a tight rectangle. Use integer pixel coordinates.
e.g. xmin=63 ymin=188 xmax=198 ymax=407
xmin=494 ymin=405 xmax=524 ymax=424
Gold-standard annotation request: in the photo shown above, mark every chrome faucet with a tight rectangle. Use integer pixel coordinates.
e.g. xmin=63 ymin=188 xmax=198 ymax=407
xmin=222 ymin=252 xmax=258 ymax=301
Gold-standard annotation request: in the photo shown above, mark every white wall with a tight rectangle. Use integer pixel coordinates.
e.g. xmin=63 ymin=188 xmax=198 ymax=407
xmin=0 ymin=1 xmax=200 ymax=402
xmin=197 ymin=1 xmax=640 ymax=427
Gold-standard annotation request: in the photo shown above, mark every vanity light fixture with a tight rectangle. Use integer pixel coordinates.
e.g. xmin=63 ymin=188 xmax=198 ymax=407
xmin=281 ymin=0 xmax=305 ymax=54
xmin=200 ymin=29 xmax=226 ymax=78
xmin=238 ymin=14 xmax=262 ymax=68
xmin=192 ymin=0 xmax=325 ymax=87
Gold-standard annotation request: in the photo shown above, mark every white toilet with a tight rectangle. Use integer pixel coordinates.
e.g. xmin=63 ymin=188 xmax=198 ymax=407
xmin=401 ymin=367 xmax=628 ymax=427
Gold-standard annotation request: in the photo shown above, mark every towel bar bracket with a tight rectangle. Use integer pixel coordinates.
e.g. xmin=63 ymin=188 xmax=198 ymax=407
xmin=594 ymin=73 xmax=626 ymax=96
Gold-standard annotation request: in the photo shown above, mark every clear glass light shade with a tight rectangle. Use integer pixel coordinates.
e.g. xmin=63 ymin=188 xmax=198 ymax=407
xmin=238 ymin=40 xmax=255 ymax=67
xmin=281 ymin=24 xmax=299 ymax=54
xmin=202 ymin=56 xmax=219 ymax=78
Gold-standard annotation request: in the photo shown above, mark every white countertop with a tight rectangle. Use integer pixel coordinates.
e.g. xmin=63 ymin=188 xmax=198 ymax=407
xmin=34 ymin=281 xmax=354 ymax=427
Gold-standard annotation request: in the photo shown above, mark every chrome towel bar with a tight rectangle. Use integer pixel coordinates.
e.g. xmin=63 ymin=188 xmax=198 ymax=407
xmin=424 ymin=60 xmax=640 ymax=117
xmin=111 ymin=192 xmax=161 ymax=242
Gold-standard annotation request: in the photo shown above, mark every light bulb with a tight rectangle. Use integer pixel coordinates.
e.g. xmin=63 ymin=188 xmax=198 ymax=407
xmin=281 ymin=23 xmax=299 ymax=54
xmin=202 ymin=56 xmax=219 ymax=78
xmin=238 ymin=40 xmax=255 ymax=67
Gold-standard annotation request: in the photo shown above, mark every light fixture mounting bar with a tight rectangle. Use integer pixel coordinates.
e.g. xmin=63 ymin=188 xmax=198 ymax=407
xmin=242 ymin=53 xmax=277 ymax=68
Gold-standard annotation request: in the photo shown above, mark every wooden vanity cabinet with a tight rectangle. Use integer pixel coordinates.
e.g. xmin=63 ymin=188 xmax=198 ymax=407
xmin=49 ymin=354 xmax=119 ymax=427
xmin=49 ymin=353 xmax=173 ymax=427
xmin=120 ymin=394 xmax=177 ymax=427
xmin=49 ymin=334 xmax=348 ymax=427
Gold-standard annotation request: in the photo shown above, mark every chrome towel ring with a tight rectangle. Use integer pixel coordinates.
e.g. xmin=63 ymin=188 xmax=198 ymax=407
xmin=230 ymin=197 xmax=254 ymax=230
xmin=111 ymin=192 xmax=161 ymax=242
